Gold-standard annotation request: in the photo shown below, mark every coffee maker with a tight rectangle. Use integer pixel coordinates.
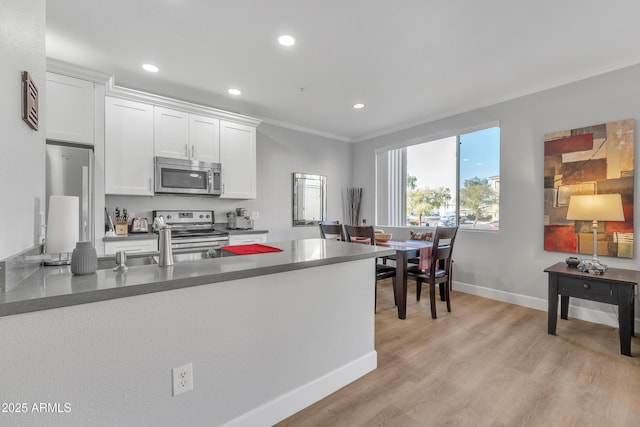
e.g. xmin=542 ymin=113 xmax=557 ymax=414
xmin=227 ymin=208 xmax=254 ymax=230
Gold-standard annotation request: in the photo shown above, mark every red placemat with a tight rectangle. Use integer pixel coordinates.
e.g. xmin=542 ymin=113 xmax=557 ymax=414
xmin=221 ymin=244 xmax=283 ymax=255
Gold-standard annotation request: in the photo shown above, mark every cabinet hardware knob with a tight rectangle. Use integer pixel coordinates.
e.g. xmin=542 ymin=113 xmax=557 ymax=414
xmin=583 ymin=283 xmax=590 ymax=289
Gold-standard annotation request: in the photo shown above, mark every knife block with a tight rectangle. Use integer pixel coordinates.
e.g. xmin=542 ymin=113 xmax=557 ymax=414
xmin=115 ymin=222 xmax=128 ymax=236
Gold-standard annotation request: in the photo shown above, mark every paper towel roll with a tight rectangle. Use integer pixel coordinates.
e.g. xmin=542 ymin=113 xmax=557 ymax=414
xmin=46 ymin=195 xmax=79 ymax=254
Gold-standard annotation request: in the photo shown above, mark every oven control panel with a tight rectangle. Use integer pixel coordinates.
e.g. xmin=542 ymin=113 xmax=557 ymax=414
xmin=153 ymin=210 xmax=213 ymax=225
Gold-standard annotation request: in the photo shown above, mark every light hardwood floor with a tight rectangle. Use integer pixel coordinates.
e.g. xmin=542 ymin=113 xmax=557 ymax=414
xmin=277 ymin=279 xmax=640 ymax=427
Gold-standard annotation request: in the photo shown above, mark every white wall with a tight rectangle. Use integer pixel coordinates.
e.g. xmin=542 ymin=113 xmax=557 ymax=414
xmin=1 ymin=260 xmax=376 ymax=427
xmin=0 ymin=0 xmax=46 ymax=259
xmin=354 ymin=63 xmax=640 ymax=325
xmin=106 ymin=123 xmax=353 ymax=241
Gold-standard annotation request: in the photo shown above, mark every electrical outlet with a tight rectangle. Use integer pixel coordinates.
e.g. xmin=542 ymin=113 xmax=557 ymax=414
xmin=172 ymin=363 xmax=193 ymax=396
xmin=251 ymin=211 xmax=259 ymax=220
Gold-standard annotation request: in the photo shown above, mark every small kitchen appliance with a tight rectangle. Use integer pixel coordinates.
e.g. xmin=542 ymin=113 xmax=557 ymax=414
xmin=155 ymin=156 xmax=221 ymax=196
xmin=226 ymin=208 xmax=254 ymax=230
xmin=130 ymin=217 xmax=149 ymax=233
xmin=153 ymin=210 xmax=229 ymax=251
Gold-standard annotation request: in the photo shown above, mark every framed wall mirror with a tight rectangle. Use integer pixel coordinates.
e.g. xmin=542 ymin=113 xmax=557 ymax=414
xmin=292 ymin=173 xmax=327 ymax=226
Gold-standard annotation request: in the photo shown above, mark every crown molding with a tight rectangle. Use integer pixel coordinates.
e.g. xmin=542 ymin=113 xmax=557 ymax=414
xmin=46 ymin=58 xmax=112 ymax=84
xmin=258 ymin=117 xmax=352 ymax=142
xmin=105 ymin=80 xmax=262 ymax=127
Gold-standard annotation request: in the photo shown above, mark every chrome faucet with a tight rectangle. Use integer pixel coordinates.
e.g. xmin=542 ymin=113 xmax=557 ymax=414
xmin=113 ymin=250 xmax=128 ymax=272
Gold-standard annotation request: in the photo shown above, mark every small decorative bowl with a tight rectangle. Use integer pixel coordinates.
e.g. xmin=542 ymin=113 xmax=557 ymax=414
xmin=375 ymin=233 xmax=392 ymax=243
xmin=565 ymin=257 xmax=580 ymax=268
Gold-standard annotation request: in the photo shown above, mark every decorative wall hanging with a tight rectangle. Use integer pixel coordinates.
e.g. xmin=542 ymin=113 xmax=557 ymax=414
xmin=22 ymin=71 xmax=39 ymax=130
xmin=543 ymin=119 xmax=634 ymax=258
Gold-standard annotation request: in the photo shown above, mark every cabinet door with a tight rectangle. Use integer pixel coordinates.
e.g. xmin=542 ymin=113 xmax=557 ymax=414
xmin=46 ymin=73 xmax=94 ymax=144
xmin=189 ymin=114 xmax=220 ymax=163
xmin=154 ymin=107 xmax=190 ymax=159
xmin=228 ymin=234 xmax=267 ymax=245
xmin=105 ymin=97 xmax=154 ymax=195
xmin=104 ymin=239 xmax=158 ymax=255
xmin=220 ymin=120 xmax=257 ymax=199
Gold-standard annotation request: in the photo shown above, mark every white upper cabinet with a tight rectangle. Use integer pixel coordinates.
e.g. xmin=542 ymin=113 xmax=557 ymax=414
xmin=104 ymin=85 xmax=260 ymax=198
xmin=105 ymin=96 xmax=154 ymax=196
xmin=189 ymin=114 xmax=220 ymax=163
xmin=220 ymin=120 xmax=256 ymax=199
xmin=154 ymin=108 xmax=220 ymax=163
xmin=154 ymin=107 xmax=189 ymax=159
xmin=46 ymin=73 xmax=95 ymax=145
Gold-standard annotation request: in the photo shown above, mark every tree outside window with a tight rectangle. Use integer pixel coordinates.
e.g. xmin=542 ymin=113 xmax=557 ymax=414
xmin=459 ymin=177 xmax=497 ymax=227
xmin=407 ymin=127 xmax=499 ymax=230
xmin=407 ymin=180 xmax=452 ymax=225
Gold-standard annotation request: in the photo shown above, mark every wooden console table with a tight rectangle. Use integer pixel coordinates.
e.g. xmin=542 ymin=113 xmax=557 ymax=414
xmin=545 ymin=262 xmax=639 ymax=356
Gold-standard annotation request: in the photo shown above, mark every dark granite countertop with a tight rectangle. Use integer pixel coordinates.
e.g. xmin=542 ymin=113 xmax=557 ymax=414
xmin=0 ymin=239 xmax=393 ymax=317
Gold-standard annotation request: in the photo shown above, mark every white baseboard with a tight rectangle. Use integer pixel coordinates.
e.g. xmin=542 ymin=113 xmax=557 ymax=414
xmin=222 ymin=351 xmax=377 ymax=427
xmin=453 ymin=280 xmax=639 ymax=331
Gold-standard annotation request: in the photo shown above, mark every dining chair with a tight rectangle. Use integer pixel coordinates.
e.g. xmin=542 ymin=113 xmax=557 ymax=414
xmin=344 ymin=225 xmax=396 ymax=310
xmin=407 ymin=226 xmax=458 ymax=319
xmin=407 ymin=228 xmax=435 ymax=265
xmin=318 ymin=222 xmax=345 ymax=241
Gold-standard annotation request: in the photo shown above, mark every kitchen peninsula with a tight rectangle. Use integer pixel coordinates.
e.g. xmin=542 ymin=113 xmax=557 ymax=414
xmin=0 ymin=239 xmax=393 ymax=427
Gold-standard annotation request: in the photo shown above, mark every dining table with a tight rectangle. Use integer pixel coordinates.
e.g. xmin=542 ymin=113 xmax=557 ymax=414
xmin=376 ymin=239 xmax=434 ymax=319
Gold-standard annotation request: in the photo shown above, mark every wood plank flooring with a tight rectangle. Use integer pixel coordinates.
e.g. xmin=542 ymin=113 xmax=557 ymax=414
xmin=277 ymin=279 xmax=640 ymax=427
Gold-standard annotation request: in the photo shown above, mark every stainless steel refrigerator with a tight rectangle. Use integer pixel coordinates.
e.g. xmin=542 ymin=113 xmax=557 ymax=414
xmin=46 ymin=143 xmax=94 ymax=243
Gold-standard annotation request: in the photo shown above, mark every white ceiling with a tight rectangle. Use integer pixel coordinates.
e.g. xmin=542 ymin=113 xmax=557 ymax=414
xmin=46 ymin=0 xmax=640 ymax=142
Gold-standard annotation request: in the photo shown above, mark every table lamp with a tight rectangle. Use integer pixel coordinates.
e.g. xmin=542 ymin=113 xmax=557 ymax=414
xmin=44 ymin=195 xmax=79 ymax=266
xmin=566 ymin=194 xmax=624 ymax=271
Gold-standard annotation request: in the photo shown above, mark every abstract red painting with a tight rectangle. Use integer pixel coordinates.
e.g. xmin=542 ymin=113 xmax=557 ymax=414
xmin=543 ymin=119 xmax=634 ymax=258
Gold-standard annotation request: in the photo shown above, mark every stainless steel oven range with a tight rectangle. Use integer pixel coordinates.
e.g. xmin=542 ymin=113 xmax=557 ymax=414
xmin=152 ymin=210 xmax=229 ymax=251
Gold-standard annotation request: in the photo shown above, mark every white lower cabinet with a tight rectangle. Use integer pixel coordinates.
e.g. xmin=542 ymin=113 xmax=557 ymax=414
xmin=228 ymin=233 xmax=267 ymax=245
xmin=104 ymin=238 xmax=158 ymax=255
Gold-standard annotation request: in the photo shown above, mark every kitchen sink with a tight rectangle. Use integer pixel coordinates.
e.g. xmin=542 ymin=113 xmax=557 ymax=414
xmin=97 ymin=254 xmax=158 ymax=270
xmin=96 ymin=248 xmax=229 ymax=270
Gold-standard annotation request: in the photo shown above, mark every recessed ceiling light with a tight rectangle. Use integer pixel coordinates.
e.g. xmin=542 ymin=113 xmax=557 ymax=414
xmin=353 ymin=103 xmax=365 ymax=109
xmin=228 ymin=88 xmax=242 ymax=96
xmin=278 ymin=35 xmax=296 ymax=46
xmin=142 ymin=63 xmax=159 ymax=73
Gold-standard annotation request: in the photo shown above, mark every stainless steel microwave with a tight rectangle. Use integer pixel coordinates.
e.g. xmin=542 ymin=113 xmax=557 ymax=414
xmin=155 ymin=156 xmax=221 ymax=196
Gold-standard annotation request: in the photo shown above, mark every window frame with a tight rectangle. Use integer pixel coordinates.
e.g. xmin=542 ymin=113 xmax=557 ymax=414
xmin=375 ymin=121 xmax=500 ymax=232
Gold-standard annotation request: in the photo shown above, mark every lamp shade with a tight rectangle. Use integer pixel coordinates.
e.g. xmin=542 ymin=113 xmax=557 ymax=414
xmin=566 ymin=194 xmax=625 ymax=221
xmin=46 ymin=195 xmax=79 ymax=254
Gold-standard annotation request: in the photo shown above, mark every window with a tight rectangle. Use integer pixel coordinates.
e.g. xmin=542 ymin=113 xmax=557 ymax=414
xmin=376 ymin=126 xmax=500 ymax=230
xmin=459 ymin=127 xmax=500 ymax=230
